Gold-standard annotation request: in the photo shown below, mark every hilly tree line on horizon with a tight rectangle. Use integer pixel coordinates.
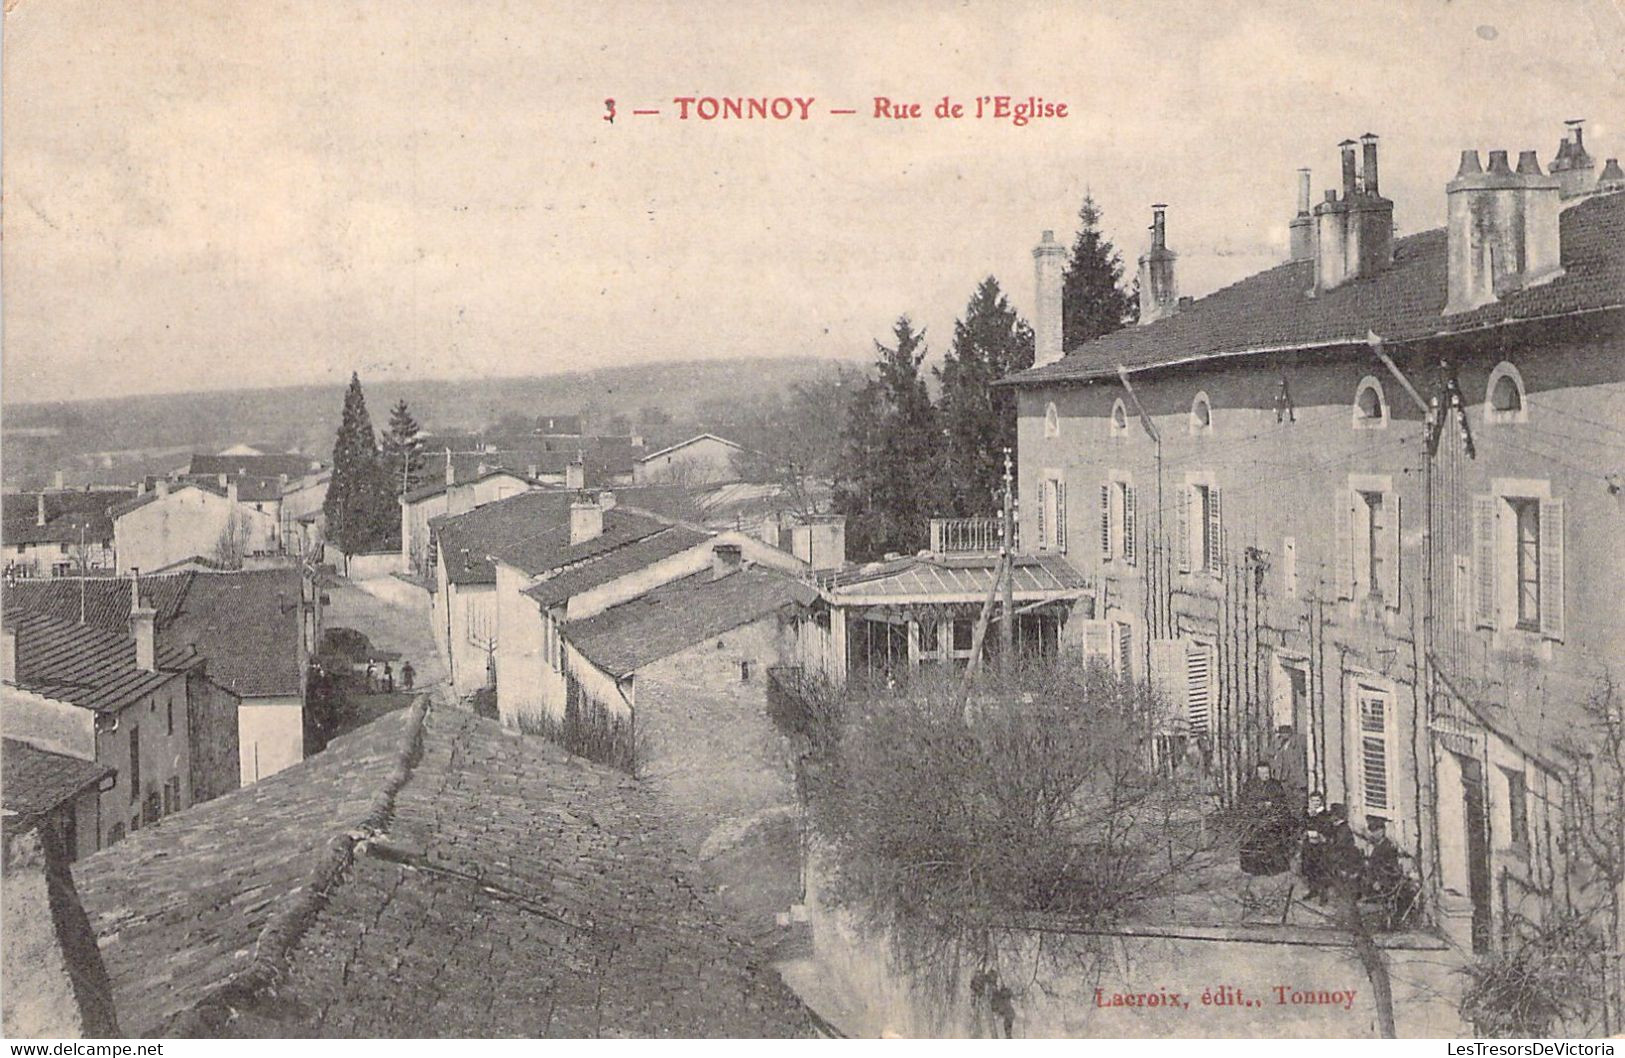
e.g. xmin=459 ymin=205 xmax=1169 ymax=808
xmin=834 ymin=195 xmax=1136 ymax=561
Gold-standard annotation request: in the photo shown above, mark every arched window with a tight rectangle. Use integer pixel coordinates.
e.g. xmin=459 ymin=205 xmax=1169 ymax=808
xmin=1110 ymin=398 xmax=1129 ymax=438
xmin=1485 ymin=362 xmax=1527 ymax=424
xmin=1353 ymin=376 xmax=1388 ymax=429
xmin=1189 ymin=392 xmax=1213 ymax=435
xmin=1044 ymin=402 xmax=1060 ymax=439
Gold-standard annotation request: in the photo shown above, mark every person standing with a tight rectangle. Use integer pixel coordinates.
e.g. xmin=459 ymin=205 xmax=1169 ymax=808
xmin=1300 ymin=792 xmax=1332 ymax=903
xmin=402 ymin=660 xmax=415 ymax=691
xmin=383 ymin=662 xmax=395 ymax=693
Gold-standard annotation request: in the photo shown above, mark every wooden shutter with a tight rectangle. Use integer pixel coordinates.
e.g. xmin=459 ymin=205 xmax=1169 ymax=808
xmin=1334 ymin=487 xmax=1355 ymax=600
xmin=1383 ymin=492 xmax=1402 ymax=608
xmin=1036 ymin=479 xmax=1048 ymax=550
xmin=1176 ymin=487 xmax=1191 ymax=573
xmin=1081 ymin=620 xmax=1114 ymax=664
xmin=1115 ymin=621 xmax=1134 ymax=678
xmin=1539 ymin=497 xmax=1564 ymax=640
xmin=1206 ymin=487 xmax=1224 ymax=576
xmin=1358 ymin=690 xmax=1391 ymax=812
xmin=1150 ymin=638 xmax=1187 ymax=719
xmin=1056 ymin=480 xmax=1068 ymax=554
xmin=1099 ymin=482 xmax=1112 ymax=561
xmin=1123 ymin=487 xmax=1137 ymax=567
xmin=1472 ymin=495 xmax=1498 ymax=629
xmin=1185 ymin=641 xmax=1214 ymax=734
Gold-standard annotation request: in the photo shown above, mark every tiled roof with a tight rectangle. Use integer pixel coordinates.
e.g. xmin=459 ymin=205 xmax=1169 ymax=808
xmin=72 ymin=711 xmax=413 ymax=1036
xmin=187 ymin=454 xmax=319 ymax=480
xmin=164 ymin=570 xmax=304 ymax=698
xmin=4 ymin=612 xmax=200 ymax=713
xmin=639 ymin=432 xmax=743 ymax=463
xmin=1 ymin=738 xmax=112 ymax=822
xmin=822 ymin=552 xmax=1088 ymax=603
xmin=2 ymin=490 xmax=133 ymax=547
xmin=107 ymin=481 xmax=230 ymax=520
xmin=401 ymin=467 xmax=535 ymax=506
xmin=3 ymin=573 xmax=193 ymax=629
xmin=522 ymin=525 xmax=711 ymax=609
xmin=430 ymin=489 xmax=582 ymax=585
xmin=567 ymin=567 xmax=819 ymax=676
xmin=1003 ymin=191 xmax=1625 ymax=386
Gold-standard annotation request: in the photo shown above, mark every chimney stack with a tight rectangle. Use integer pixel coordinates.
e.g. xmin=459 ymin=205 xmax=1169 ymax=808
xmin=1600 ymin=158 xmax=1625 ymax=191
xmin=128 ymin=573 xmax=157 ymax=673
xmin=565 ymin=460 xmax=586 ymax=492
xmin=1445 ymin=141 xmax=1563 ymax=315
xmin=36 ymin=493 xmax=47 ymax=527
xmin=444 ymin=450 xmax=456 ymax=486
xmin=1031 ymin=230 xmax=1066 ymax=366
xmin=569 ymin=496 xmax=603 ymax=546
xmin=1551 ymin=118 xmax=1596 ymax=198
xmin=711 ymin=542 xmax=743 ymax=581
xmin=1137 ymin=205 xmax=1179 ymax=324
xmin=1289 ymin=168 xmax=1314 ymax=261
xmin=599 ymin=490 xmax=616 ymax=511
xmin=1340 ymin=139 xmax=1359 ymax=196
xmin=1313 ymin=134 xmax=1393 ymax=292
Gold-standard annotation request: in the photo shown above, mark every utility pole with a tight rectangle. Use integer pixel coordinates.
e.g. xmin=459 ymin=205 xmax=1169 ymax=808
xmin=1000 ymin=447 xmax=1015 ymax=664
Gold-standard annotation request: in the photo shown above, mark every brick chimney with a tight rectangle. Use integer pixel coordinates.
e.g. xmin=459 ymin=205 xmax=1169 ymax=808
xmin=569 ymin=496 xmax=603 ymax=545
xmin=1031 ymin=230 xmax=1066 ymax=366
xmin=1289 ymin=168 xmax=1314 ymax=261
xmin=712 ymin=542 xmax=743 ymax=581
xmin=1137 ymin=205 xmax=1178 ymax=324
xmin=565 ymin=460 xmax=586 ymax=491
xmin=128 ymin=574 xmax=157 ymax=672
xmin=1444 ymin=144 xmax=1563 ymax=315
xmin=1312 ymin=134 xmax=1393 ymax=293
xmin=1550 ymin=118 xmax=1596 ymax=198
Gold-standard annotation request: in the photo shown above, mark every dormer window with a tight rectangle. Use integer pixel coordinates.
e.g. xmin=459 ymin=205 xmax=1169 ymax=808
xmin=1485 ymin=362 xmax=1527 ymax=424
xmin=1110 ymin=399 xmax=1129 ymax=438
xmin=1353 ymin=376 xmax=1388 ymax=429
xmin=1044 ymin=402 xmax=1060 ymax=439
xmin=1189 ymin=392 xmax=1213 ymax=436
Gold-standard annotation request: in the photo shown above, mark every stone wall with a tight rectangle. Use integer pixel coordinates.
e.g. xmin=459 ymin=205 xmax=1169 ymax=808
xmin=189 ymin=671 xmax=241 ymax=803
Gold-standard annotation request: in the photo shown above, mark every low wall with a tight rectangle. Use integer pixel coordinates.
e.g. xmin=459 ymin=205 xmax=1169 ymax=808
xmin=332 ymin=549 xmax=404 ymax=580
xmin=353 ymin=574 xmax=430 ymax=613
xmin=800 ymin=889 xmax=1467 ymax=1038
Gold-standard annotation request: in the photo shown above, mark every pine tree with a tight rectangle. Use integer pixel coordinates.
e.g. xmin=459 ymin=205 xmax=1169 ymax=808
xmin=382 ymin=399 xmax=426 ymax=495
xmin=834 ymin=316 xmax=945 ymax=560
xmin=324 ymin=373 xmax=397 ymax=555
xmin=1061 ymin=194 xmax=1137 ymax=351
xmin=937 ymin=276 xmax=1034 ymax=516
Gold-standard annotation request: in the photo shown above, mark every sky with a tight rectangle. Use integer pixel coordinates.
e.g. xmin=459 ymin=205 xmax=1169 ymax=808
xmin=3 ymin=0 xmax=1623 ymax=404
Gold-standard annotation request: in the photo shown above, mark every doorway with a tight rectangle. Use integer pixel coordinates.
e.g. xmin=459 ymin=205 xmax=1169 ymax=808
xmin=1458 ymin=754 xmax=1494 ymax=954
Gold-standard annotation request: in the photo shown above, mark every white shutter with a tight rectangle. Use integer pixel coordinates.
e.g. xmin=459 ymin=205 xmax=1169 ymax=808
xmin=1539 ymin=497 xmax=1564 ymax=640
xmin=1358 ymin=690 xmax=1391 ymax=812
xmin=1185 ymin=641 xmax=1214 ymax=734
xmin=1115 ymin=621 xmax=1134 ymax=678
xmin=1472 ymin=495 xmax=1498 ymax=629
xmin=1383 ymin=492 xmax=1402 ymax=608
xmin=1081 ymin=620 xmax=1114 ymax=665
xmin=1150 ymin=637 xmax=1187 ymax=720
xmin=1123 ymin=486 xmax=1137 ymax=567
xmin=1334 ymin=487 xmax=1355 ymax=600
xmin=1036 ymin=479 xmax=1048 ymax=550
xmin=1056 ymin=480 xmax=1067 ymax=554
xmin=1176 ymin=487 xmax=1191 ymax=574
xmin=1099 ymin=482 xmax=1112 ymax=561
xmin=1206 ymin=487 xmax=1224 ymax=576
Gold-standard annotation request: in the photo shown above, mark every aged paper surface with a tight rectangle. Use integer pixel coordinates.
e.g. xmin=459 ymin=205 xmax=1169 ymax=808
xmin=3 ymin=0 xmax=1624 ymax=1043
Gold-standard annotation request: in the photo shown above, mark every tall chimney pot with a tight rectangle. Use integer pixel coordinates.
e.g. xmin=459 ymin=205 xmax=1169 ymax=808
xmin=1296 ymin=169 xmax=1312 ymax=214
xmin=1339 ymin=140 xmax=1359 ymax=197
xmin=1137 ymin=206 xmax=1179 ymax=324
xmin=1360 ymin=133 xmax=1380 ymax=197
xmin=1487 ymin=150 xmax=1513 ymax=175
xmin=36 ymin=494 xmax=47 ymax=527
xmin=1031 ymin=230 xmax=1067 ymax=366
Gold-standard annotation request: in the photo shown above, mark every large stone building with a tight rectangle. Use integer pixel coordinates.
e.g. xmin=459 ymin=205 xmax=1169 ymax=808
xmin=999 ymin=124 xmax=1623 ymax=959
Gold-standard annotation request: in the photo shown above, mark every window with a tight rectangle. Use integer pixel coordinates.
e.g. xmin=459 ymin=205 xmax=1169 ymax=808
xmin=919 ymin=620 xmax=939 ymax=654
xmin=1114 ymin=619 xmax=1134 ymax=679
xmin=1353 ymin=376 xmax=1387 ymax=428
xmin=1473 ymin=489 xmax=1564 ymax=640
xmin=1098 ymin=477 xmax=1137 ymax=567
xmin=952 ymin=619 xmax=974 ymax=654
xmin=166 ymin=697 xmax=174 ymax=736
xmin=61 ymin=813 xmax=78 ymax=863
xmin=1178 ymin=479 xmax=1221 ymax=575
xmin=1044 ymin=402 xmax=1060 ymax=439
xmin=1110 ymin=399 xmax=1129 ymax=438
xmin=1337 ymin=480 xmax=1399 ymax=608
xmin=1502 ymin=767 xmax=1529 ymax=849
xmin=739 ymin=661 xmax=753 ymax=683
xmin=1485 ymin=362 xmax=1527 ymax=424
xmin=1149 ymin=638 xmax=1214 ymax=735
xmin=1189 ymin=392 xmax=1213 ymax=435
xmin=1037 ymin=474 xmax=1066 ymax=552
xmin=1355 ymin=683 xmax=1395 ymax=821
xmin=128 ymin=724 xmax=140 ymax=804
xmin=1360 ymin=491 xmax=1386 ymax=601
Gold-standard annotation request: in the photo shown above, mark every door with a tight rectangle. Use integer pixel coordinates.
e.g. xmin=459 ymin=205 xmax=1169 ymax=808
xmin=1271 ymin=659 xmax=1313 ymax=806
xmin=1459 ymin=755 xmax=1494 ymax=953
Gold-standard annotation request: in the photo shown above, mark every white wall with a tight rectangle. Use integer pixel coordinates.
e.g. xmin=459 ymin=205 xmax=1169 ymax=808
xmin=238 ymin=697 xmax=304 ymax=785
xmin=494 ymin=560 xmax=562 ymax=728
xmin=114 ymin=488 xmax=277 ymax=573
xmin=634 ymin=438 xmax=740 ymax=485
xmin=447 ymin=582 xmax=498 ymax=698
xmin=1 ymin=687 xmax=97 ymax=760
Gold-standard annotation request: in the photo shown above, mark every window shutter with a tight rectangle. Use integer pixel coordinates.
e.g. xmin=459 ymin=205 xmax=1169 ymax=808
xmin=1081 ymin=619 xmax=1114 ymax=664
xmin=1185 ymin=641 xmax=1214 ymax=734
xmin=1056 ymin=481 xmax=1067 ymax=554
xmin=1384 ymin=492 xmax=1402 ymax=608
xmin=1334 ymin=487 xmax=1354 ymax=600
xmin=1150 ymin=637 xmax=1187 ymax=719
xmin=1176 ymin=488 xmax=1191 ymax=573
xmin=1115 ymin=621 xmax=1134 ymax=678
xmin=1100 ymin=482 xmax=1112 ymax=561
xmin=1123 ymin=487 xmax=1137 ymax=567
xmin=1539 ymin=497 xmax=1564 ymax=640
xmin=1036 ymin=479 xmax=1048 ymax=550
xmin=1359 ymin=692 xmax=1390 ymax=812
xmin=1472 ymin=495 xmax=1498 ymax=629
xmin=1206 ymin=487 xmax=1224 ymax=576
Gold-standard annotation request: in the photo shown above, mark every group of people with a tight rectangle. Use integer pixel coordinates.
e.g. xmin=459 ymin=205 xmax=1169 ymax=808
xmin=1237 ymin=763 xmax=1420 ymax=930
xmin=363 ymin=658 xmax=414 ymax=694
